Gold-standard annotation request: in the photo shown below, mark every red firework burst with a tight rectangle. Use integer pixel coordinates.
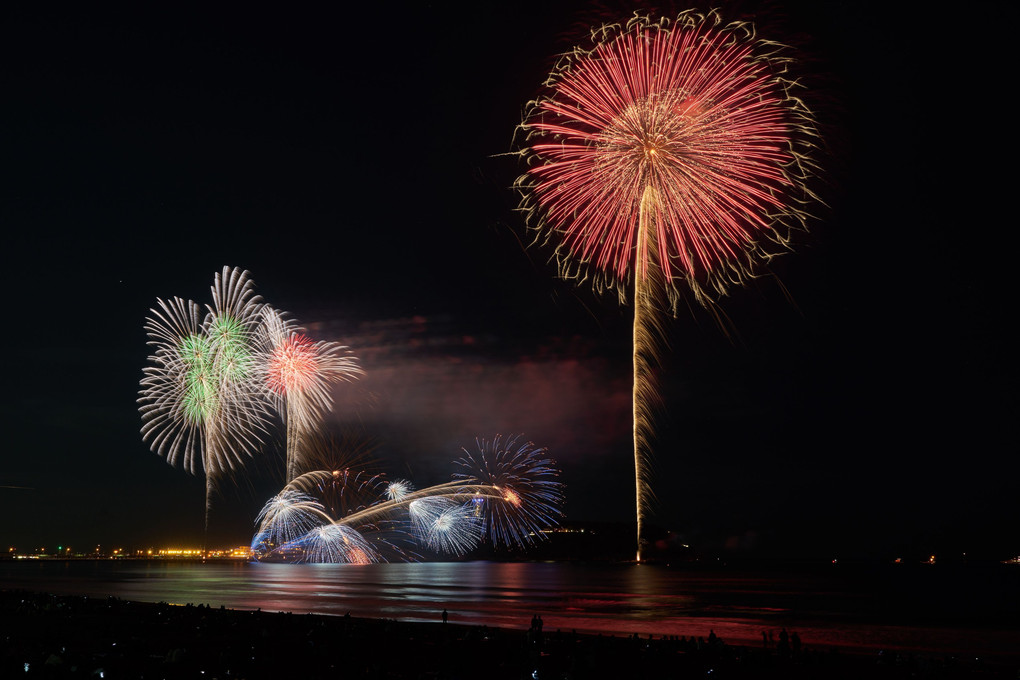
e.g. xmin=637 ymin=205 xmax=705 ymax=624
xmin=517 ymin=12 xmax=820 ymax=562
xmin=518 ymin=11 xmax=816 ymax=306
xmin=266 ymin=334 xmax=320 ymax=396
xmin=257 ymin=308 xmax=364 ymax=482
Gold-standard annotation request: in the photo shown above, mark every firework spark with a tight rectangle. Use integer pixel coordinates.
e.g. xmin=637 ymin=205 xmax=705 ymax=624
xmin=517 ymin=12 xmax=818 ymax=560
xmin=258 ymin=307 xmax=364 ymax=482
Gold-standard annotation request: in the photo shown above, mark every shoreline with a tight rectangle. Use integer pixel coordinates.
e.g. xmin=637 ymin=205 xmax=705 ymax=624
xmin=3 ymin=589 xmax=1017 ymax=679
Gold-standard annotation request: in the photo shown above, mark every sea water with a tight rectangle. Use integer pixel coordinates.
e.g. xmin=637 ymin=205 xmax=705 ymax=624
xmin=1 ymin=559 xmax=1016 ymax=660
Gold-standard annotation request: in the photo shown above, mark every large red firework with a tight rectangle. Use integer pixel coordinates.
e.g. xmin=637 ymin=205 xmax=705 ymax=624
xmin=518 ymin=11 xmax=816 ymax=307
xmin=518 ymin=12 xmax=819 ymax=561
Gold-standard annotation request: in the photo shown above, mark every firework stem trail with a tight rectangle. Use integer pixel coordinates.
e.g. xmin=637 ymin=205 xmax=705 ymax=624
xmin=285 ymin=400 xmax=300 ymax=483
xmin=632 ymin=185 xmax=659 ymax=561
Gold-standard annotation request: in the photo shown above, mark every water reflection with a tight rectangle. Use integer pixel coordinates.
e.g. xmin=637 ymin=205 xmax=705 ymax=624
xmin=1 ymin=559 xmax=1015 ymax=658
xmin=261 ymin=562 xmax=710 ymax=635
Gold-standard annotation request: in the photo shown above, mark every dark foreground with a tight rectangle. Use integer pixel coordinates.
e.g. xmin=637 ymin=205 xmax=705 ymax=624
xmin=3 ymin=590 xmax=1016 ymax=679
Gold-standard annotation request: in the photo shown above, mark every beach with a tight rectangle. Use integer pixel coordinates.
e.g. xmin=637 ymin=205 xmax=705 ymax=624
xmin=3 ymin=589 xmax=1016 ymax=679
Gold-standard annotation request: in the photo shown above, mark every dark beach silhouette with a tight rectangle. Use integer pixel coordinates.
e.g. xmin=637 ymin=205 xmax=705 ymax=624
xmin=1 ymin=589 xmax=1014 ymax=679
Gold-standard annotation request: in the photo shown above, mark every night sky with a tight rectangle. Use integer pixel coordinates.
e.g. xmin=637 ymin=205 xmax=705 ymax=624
xmin=1 ymin=2 xmax=1012 ymax=561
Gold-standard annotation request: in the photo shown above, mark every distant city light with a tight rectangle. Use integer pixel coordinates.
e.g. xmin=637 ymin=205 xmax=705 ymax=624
xmin=8 ymin=545 xmax=254 ymax=560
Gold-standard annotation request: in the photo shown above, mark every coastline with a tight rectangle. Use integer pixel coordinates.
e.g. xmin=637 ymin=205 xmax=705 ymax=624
xmin=3 ymin=589 xmax=1016 ymax=679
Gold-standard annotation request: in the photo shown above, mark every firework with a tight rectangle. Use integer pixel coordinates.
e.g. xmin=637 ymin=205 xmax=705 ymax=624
xmin=386 ymin=479 xmax=413 ymax=501
xmin=453 ymin=435 xmax=564 ymax=550
xmin=206 ymin=267 xmax=264 ymax=395
xmin=139 ymin=296 xmax=210 ymax=473
xmin=251 ymin=490 xmax=332 ymax=557
xmin=139 ymin=267 xmax=272 ymax=528
xmin=517 ymin=12 xmax=818 ymax=560
xmin=292 ymin=523 xmax=379 ymax=564
xmin=408 ymin=496 xmax=483 ymax=556
xmin=201 ymin=267 xmax=272 ymax=470
xmin=252 ymin=435 xmax=564 ymax=562
xmin=255 ymin=454 xmax=407 ymax=563
xmin=518 ymin=12 xmax=816 ymax=306
xmin=286 ymin=467 xmax=387 ymax=520
xmin=258 ymin=307 xmax=364 ymax=482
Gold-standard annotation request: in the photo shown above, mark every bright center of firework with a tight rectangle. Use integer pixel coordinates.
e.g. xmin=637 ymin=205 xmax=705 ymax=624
xmin=386 ymin=480 xmax=411 ymax=501
xmin=208 ymin=315 xmax=251 ymax=381
xmin=597 ymin=90 xmax=713 ymax=185
xmin=434 ymin=512 xmax=454 ymax=532
xmin=502 ymin=488 xmax=522 ymax=507
xmin=267 ymin=334 xmax=320 ymax=395
xmin=176 ymin=334 xmax=218 ymax=422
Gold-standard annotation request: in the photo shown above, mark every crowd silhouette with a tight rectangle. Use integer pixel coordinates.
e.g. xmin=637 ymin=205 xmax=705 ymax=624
xmin=1 ymin=590 xmax=1009 ymax=679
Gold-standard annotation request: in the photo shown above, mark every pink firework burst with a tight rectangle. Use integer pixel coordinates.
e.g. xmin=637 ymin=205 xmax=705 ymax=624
xmin=258 ymin=308 xmax=364 ymax=482
xmin=267 ymin=334 xmax=322 ymax=397
xmin=518 ymin=11 xmax=817 ymax=307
